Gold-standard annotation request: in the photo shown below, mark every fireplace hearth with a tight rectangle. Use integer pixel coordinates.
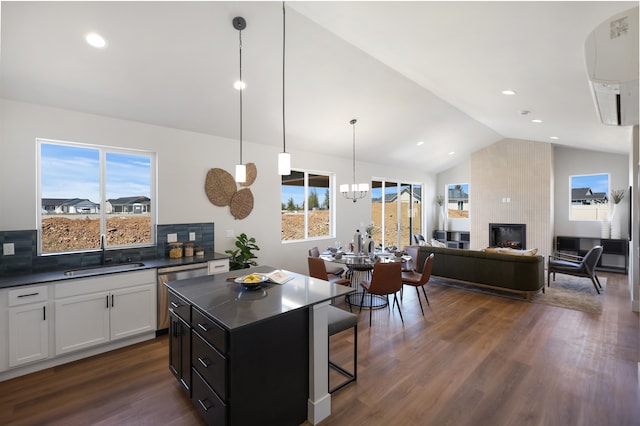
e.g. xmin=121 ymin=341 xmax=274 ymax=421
xmin=489 ymin=223 xmax=526 ymax=249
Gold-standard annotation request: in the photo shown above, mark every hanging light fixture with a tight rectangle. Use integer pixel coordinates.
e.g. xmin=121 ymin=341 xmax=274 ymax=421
xmin=340 ymin=119 xmax=369 ymax=202
xmin=233 ymin=16 xmax=247 ymax=183
xmin=278 ymin=2 xmax=291 ymax=175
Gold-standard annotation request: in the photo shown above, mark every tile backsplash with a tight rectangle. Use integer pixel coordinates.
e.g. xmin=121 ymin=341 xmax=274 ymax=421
xmin=0 ymin=222 xmax=215 ymax=275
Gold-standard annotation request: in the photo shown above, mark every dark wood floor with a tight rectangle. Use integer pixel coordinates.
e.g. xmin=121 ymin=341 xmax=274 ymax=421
xmin=1 ymin=272 xmax=638 ymax=426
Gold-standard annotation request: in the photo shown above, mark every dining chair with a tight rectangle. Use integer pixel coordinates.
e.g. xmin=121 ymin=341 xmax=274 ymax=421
xmin=359 ymin=262 xmax=403 ymax=326
xmin=308 ymin=257 xmax=350 ymax=286
xmin=547 ymin=245 xmax=603 ymax=294
xmin=327 ymin=305 xmax=357 ymax=393
xmin=401 ymin=253 xmax=434 ymax=315
xmin=309 ymin=246 xmax=344 ymax=276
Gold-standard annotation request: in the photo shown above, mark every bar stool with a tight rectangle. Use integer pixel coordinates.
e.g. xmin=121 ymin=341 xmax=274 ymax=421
xmin=327 ymin=305 xmax=358 ymax=393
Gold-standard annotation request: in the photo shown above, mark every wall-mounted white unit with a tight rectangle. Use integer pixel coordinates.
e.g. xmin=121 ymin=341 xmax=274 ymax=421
xmin=584 ymin=6 xmax=639 ymax=126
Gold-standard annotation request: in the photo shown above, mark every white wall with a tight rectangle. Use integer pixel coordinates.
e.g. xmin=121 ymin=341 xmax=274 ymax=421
xmin=554 ymin=146 xmax=629 ymax=238
xmin=0 ymin=99 xmax=432 ymax=274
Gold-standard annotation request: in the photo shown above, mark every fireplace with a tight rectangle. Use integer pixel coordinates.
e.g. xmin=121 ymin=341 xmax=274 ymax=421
xmin=489 ymin=223 xmax=526 ymax=249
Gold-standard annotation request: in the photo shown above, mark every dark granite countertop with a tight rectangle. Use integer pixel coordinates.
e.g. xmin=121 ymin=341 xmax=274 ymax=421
xmin=165 ymin=265 xmax=354 ymax=331
xmin=0 ymin=252 xmax=229 ymax=289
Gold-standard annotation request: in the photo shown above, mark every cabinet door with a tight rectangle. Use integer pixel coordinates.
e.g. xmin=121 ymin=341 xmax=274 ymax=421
xmin=110 ymin=284 xmax=155 ymax=341
xmin=169 ymin=312 xmax=191 ymax=393
xmin=8 ymin=302 xmax=49 ymax=367
xmin=55 ymin=292 xmax=110 ymax=355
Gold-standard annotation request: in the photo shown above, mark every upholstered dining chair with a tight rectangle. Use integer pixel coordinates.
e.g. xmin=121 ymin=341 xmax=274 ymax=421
xmin=359 ymin=262 xmax=404 ymax=327
xmin=401 ymin=253 xmax=435 ymax=315
xmin=413 ymin=234 xmax=426 ymax=245
xmin=309 ymin=246 xmax=344 ymax=277
xmin=547 ymin=245 xmax=604 ymax=294
xmin=308 ymin=256 xmax=351 ymax=286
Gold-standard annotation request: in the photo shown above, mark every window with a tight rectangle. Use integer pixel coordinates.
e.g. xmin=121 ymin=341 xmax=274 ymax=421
xmin=38 ymin=140 xmax=155 ymax=254
xmin=447 ymin=183 xmax=469 ymax=218
xmin=281 ymin=170 xmax=333 ymax=241
xmin=570 ymin=173 xmax=609 ymax=221
xmin=371 ymin=180 xmax=422 ymax=249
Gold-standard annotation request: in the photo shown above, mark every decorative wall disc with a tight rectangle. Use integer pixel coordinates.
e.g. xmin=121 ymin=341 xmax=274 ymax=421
xmin=239 ymin=162 xmax=257 ymax=187
xmin=205 ymin=168 xmax=237 ymax=206
xmin=230 ymin=188 xmax=254 ymax=220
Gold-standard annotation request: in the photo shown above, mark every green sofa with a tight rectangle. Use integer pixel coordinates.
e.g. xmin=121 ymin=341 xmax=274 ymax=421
xmin=413 ymin=245 xmax=544 ymax=299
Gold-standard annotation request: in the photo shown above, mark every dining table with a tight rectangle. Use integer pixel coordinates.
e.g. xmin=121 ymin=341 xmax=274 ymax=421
xmin=320 ymin=251 xmax=413 ymax=309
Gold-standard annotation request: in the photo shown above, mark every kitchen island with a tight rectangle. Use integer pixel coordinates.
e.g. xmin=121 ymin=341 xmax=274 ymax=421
xmin=165 ymin=265 xmax=353 ymax=425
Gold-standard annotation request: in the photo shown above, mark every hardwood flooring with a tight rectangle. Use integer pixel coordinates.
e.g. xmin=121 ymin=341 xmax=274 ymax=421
xmin=1 ymin=272 xmax=637 ymax=425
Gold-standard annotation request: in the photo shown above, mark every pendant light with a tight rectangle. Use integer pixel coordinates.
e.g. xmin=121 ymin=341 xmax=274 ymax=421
xmin=278 ymin=2 xmax=291 ymax=175
xmin=340 ymin=119 xmax=369 ymax=202
xmin=233 ymin=16 xmax=247 ymax=183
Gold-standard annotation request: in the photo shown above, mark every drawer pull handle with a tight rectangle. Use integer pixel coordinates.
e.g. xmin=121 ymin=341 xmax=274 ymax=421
xmin=170 ymin=302 xmax=179 ymax=309
xmin=198 ymin=398 xmax=213 ymax=412
xmin=198 ymin=357 xmax=210 ymax=368
xmin=197 ymin=323 xmax=209 ymax=332
xmin=214 ymin=264 xmax=225 ymax=269
xmin=17 ymin=292 xmax=39 ymax=298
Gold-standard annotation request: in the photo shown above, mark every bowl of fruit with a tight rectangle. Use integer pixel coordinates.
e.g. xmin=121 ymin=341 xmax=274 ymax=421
xmin=234 ymin=273 xmax=268 ymax=289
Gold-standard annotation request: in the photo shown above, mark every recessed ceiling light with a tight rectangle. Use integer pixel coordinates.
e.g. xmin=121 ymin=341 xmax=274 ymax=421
xmin=448 ymin=151 xmax=455 ymax=155
xmin=85 ymin=33 xmax=107 ymax=49
xmin=501 ymin=90 xmax=517 ymax=95
xmin=417 ymin=141 xmax=424 ymax=146
xmin=550 ymin=136 xmax=559 ymax=140
xmin=531 ymin=119 xmax=543 ymax=123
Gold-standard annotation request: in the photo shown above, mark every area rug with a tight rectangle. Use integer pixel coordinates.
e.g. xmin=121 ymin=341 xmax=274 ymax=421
xmin=432 ymin=275 xmax=606 ymax=315
xmin=532 ymin=275 xmax=606 ymax=314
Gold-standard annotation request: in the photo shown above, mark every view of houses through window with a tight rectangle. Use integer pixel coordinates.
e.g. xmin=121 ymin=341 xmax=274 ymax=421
xmin=371 ymin=180 xmax=422 ymax=249
xmin=570 ymin=173 xmax=610 ymax=221
xmin=281 ymin=170 xmax=332 ymax=241
xmin=447 ymin=183 xmax=469 ymax=219
xmin=38 ymin=140 xmax=155 ymax=254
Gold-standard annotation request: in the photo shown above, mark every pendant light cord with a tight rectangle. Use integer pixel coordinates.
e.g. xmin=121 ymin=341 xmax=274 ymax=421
xmin=351 ymin=119 xmax=357 ymax=187
xmin=239 ymin=29 xmax=243 ymax=164
xmin=282 ymin=2 xmax=286 ymax=154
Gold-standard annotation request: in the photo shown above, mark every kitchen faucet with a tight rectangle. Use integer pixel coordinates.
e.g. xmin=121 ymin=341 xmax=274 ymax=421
xmin=100 ymin=234 xmax=107 ymax=265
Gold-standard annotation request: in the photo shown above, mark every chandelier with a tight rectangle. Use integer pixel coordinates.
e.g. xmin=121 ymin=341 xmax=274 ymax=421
xmin=340 ymin=119 xmax=369 ymax=202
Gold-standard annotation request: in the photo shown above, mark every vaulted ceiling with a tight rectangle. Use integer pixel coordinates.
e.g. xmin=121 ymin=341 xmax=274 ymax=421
xmin=1 ymin=1 xmax=636 ymax=174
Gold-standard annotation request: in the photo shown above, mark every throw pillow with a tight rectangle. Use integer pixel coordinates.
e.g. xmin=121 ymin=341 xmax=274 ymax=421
xmin=485 ymin=247 xmax=538 ymax=256
xmin=430 ymin=238 xmax=446 ymax=248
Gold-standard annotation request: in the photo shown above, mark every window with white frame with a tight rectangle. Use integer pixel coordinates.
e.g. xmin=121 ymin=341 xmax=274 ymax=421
xmin=281 ymin=170 xmax=333 ymax=241
xmin=570 ymin=173 xmax=610 ymax=221
xmin=38 ymin=139 xmax=156 ymax=254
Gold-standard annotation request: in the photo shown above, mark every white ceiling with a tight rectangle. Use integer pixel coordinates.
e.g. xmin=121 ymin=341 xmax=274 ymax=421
xmin=1 ymin=1 xmax=637 ymax=174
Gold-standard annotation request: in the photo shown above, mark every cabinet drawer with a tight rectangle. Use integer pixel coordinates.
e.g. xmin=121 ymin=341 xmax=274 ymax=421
xmin=192 ymin=308 xmax=227 ymax=354
xmin=192 ymin=368 xmax=227 ymax=426
xmin=8 ymin=285 xmax=48 ymax=306
xmin=192 ymin=331 xmax=227 ymax=400
xmin=168 ymin=291 xmax=190 ymax=323
xmin=208 ymin=259 xmax=229 ymax=275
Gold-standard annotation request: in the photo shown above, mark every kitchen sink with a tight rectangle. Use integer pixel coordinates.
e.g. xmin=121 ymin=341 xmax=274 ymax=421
xmin=63 ymin=262 xmax=146 ymax=276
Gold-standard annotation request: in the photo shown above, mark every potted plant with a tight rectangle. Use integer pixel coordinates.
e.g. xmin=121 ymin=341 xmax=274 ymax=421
xmin=435 ymin=195 xmax=445 ymax=230
xmin=609 ymin=189 xmax=625 ymax=239
xmin=225 ymin=233 xmax=260 ymax=270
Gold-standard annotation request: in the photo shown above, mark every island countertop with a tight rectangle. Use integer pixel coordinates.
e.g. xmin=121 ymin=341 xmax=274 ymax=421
xmin=165 ymin=265 xmax=353 ymax=331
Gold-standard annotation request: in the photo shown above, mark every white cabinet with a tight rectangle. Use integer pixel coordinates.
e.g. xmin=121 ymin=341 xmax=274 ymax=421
xmin=8 ymin=285 xmax=50 ymax=367
xmin=110 ymin=284 xmax=155 ymax=340
xmin=55 ymin=269 xmax=156 ymax=355
xmin=208 ymin=258 xmax=229 ymax=275
xmin=55 ymin=291 xmax=110 ymax=354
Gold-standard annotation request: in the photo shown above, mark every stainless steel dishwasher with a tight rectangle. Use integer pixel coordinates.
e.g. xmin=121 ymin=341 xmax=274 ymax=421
xmin=157 ymin=263 xmax=209 ymax=331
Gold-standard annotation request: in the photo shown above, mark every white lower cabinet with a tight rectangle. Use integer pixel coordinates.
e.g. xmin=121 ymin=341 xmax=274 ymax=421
xmin=55 ymin=270 xmax=156 ymax=356
xmin=55 ymin=291 xmax=111 ymax=354
xmin=8 ymin=285 xmax=50 ymax=367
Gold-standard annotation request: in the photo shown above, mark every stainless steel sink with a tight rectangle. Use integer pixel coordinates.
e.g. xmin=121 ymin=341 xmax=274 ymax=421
xmin=63 ymin=262 xmax=145 ymax=276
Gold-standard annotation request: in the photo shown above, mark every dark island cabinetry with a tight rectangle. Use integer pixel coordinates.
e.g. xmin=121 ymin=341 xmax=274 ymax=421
xmin=169 ymin=289 xmax=309 ymax=426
